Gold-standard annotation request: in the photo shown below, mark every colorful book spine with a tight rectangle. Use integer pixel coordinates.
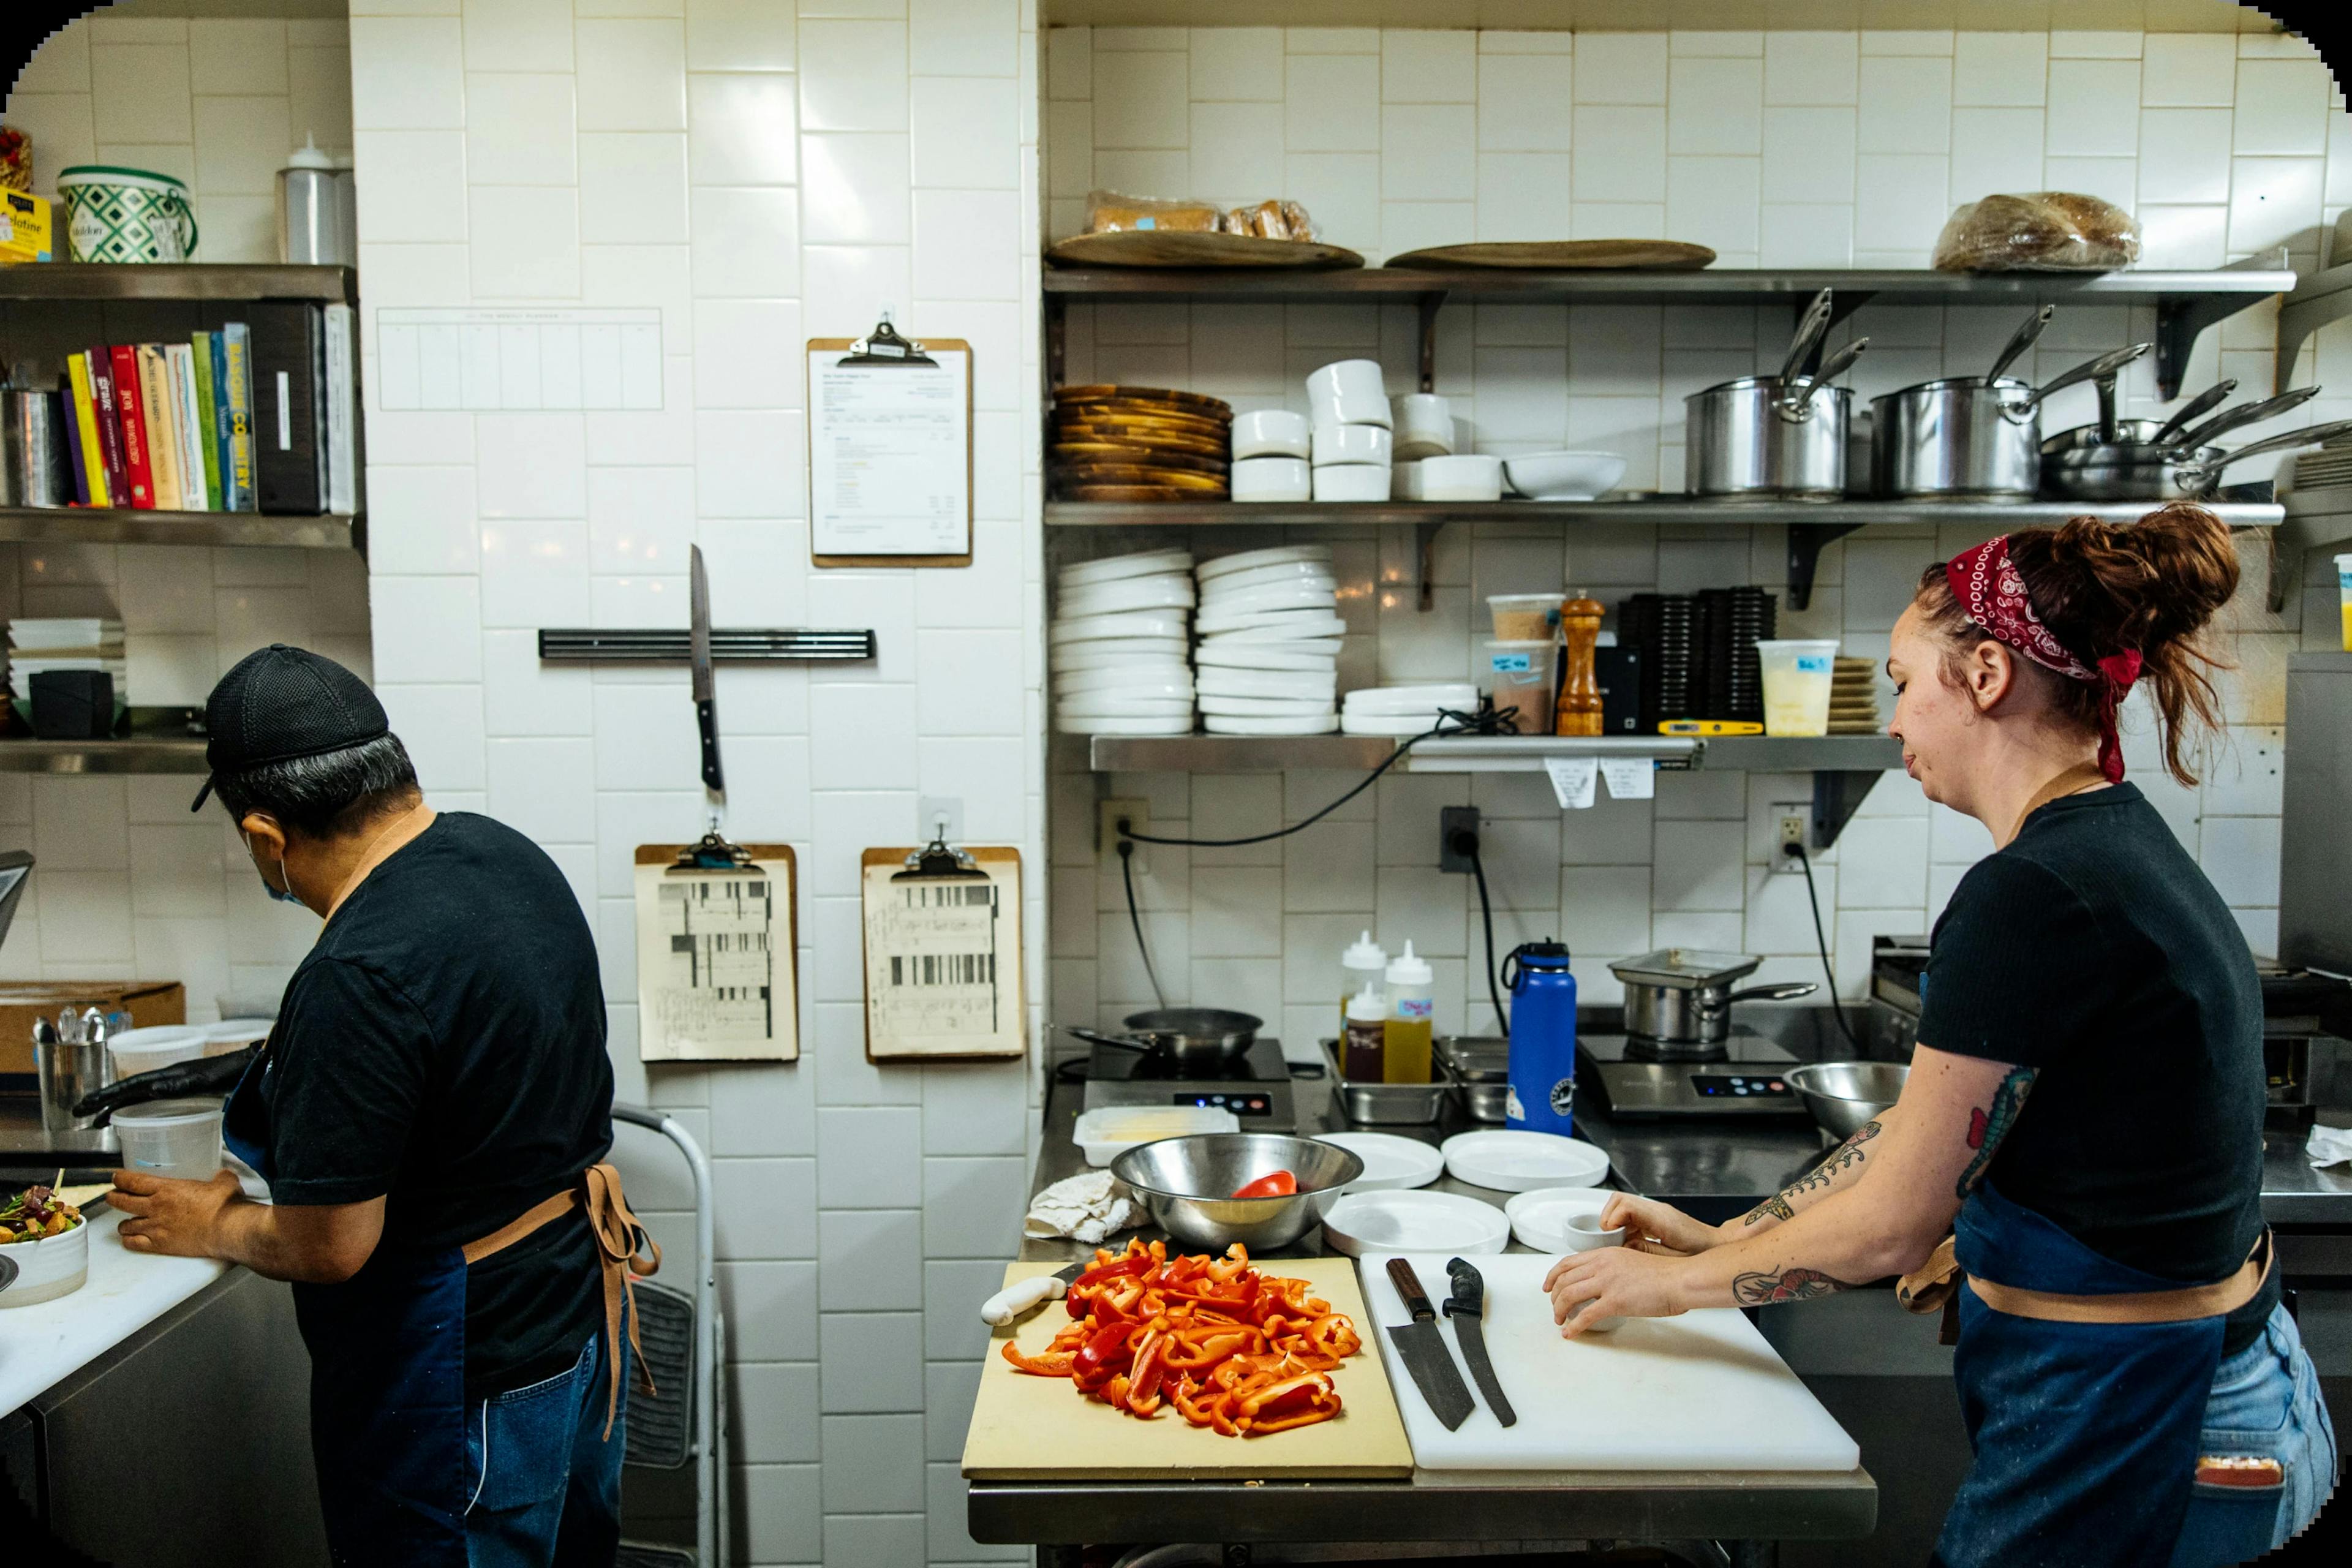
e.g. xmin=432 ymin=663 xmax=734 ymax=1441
xmin=84 ymin=348 xmax=130 ymax=508
xmin=136 ymin=344 xmax=182 ymax=511
xmin=222 ymin=323 xmax=256 ymax=513
xmin=106 ymin=344 xmax=154 ymax=508
xmin=58 ymin=376 xmax=91 ymax=507
xmin=167 ymin=344 xmax=209 ymax=513
xmin=187 ymin=334 xmax=224 ymax=511
xmin=61 ymin=360 xmax=99 ymax=503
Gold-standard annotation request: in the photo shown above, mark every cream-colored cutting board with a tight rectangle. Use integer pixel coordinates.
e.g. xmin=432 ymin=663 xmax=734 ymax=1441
xmin=961 ymin=1257 xmax=1415 ymax=1480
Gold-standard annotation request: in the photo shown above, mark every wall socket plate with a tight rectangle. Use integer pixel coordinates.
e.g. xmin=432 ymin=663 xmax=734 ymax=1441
xmin=1439 ymin=805 xmax=1483 ymax=873
xmin=1099 ymin=797 xmax=1149 ymax=853
xmin=1774 ymin=806 xmax=1810 ymax=871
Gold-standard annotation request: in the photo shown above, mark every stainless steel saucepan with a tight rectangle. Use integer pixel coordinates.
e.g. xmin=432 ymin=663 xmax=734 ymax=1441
xmin=1872 ymin=325 xmax=2151 ymax=500
xmin=2041 ymin=418 xmax=2352 ymax=502
xmin=1686 ymin=288 xmax=1871 ymax=500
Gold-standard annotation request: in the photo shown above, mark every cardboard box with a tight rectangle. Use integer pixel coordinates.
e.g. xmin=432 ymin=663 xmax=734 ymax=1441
xmin=0 ymin=190 xmax=54 ymax=263
xmin=0 ymin=981 xmax=185 ymax=1077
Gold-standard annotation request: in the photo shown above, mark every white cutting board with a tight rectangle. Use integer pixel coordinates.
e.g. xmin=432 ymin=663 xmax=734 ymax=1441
xmin=1360 ymin=1253 xmax=1860 ymax=1472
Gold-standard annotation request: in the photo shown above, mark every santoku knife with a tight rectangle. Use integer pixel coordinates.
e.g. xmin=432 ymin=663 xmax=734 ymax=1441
xmin=1385 ymin=1257 xmax=1476 ymax=1431
xmin=688 ymin=544 xmax=723 ymax=793
xmin=1443 ymin=1256 xmax=1518 ymax=1427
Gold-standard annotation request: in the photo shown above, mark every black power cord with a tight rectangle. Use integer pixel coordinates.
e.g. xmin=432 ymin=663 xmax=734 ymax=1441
xmin=1455 ymin=826 xmax=1509 ymax=1038
xmin=1786 ymin=837 xmax=1861 ymax=1050
xmin=1117 ymin=839 xmax=1167 ymax=1010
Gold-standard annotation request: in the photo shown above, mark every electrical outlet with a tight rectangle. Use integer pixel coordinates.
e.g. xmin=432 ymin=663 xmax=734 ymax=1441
xmin=1774 ymin=807 xmax=1811 ymax=871
xmin=1439 ymin=805 xmax=1482 ymax=873
xmin=1099 ymin=797 xmax=1149 ymax=853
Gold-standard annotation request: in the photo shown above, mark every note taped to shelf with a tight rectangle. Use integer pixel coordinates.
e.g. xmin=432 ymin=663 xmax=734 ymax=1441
xmin=1600 ymin=758 xmax=1655 ymax=801
xmin=807 ymin=339 xmax=972 ymax=566
xmin=1545 ymin=756 xmax=1599 ymax=810
xmin=633 ymin=844 xmax=801 ymax=1061
xmin=859 ymin=846 xmax=1024 ymax=1061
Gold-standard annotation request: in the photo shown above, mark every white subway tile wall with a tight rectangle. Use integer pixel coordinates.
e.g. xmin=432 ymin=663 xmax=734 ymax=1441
xmin=1043 ymin=23 xmax=2348 ymax=1047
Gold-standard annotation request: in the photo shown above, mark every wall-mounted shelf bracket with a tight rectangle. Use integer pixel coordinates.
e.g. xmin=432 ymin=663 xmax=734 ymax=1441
xmin=2275 ymin=258 xmax=2352 ymax=396
xmin=1787 ymin=520 xmax=1864 ymax=611
xmin=1811 ymin=769 xmax=1882 ymax=851
xmin=1415 ymin=290 xmax=1447 ymax=394
xmin=1415 ymin=517 xmax=1444 ymax=611
xmin=2270 ymin=492 xmax=2352 ymax=614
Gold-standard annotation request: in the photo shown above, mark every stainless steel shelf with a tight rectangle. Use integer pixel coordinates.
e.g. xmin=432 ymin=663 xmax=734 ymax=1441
xmin=1044 ymin=498 xmax=2288 ymax=528
xmin=0 ymin=506 xmax=362 ymax=550
xmin=1706 ymin=734 xmax=1903 ymax=771
xmin=0 ymin=263 xmax=356 ymax=303
xmin=1088 ymin=733 xmax=1396 ymax=773
xmin=0 ymin=739 xmax=208 ymax=774
xmin=1083 ymin=732 xmax=1902 ymax=775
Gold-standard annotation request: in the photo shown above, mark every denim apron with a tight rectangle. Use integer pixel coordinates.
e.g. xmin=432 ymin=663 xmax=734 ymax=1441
xmin=1934 ymin=1180 xmax=2242 ymax=1568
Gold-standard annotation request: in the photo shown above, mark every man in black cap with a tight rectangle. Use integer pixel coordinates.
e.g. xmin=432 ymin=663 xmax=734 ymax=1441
xmin=103 ymin=645 xmax=649 ymax=1568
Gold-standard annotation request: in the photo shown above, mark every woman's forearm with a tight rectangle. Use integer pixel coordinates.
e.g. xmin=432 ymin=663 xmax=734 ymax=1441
xmin=1676 ymin=1182 xmax=1939 ymax=1308
xmin=1723 ymin=1101 xmax=1899 ymax=1236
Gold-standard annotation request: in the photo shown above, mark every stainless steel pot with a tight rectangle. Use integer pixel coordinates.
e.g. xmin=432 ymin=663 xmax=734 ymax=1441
xmin=1609 ymin=948 xmax=1819 ymax=1054
xmin=1063 ymin=1006 xmax=1262 ymax=1069
xmin=1873 ymin=339 xmax=2150 ymax=500
xmin=2041 ymin=418 xmax=2352 ymax=502
xmin=1686 ymin=288 xmax=1869 ymax=500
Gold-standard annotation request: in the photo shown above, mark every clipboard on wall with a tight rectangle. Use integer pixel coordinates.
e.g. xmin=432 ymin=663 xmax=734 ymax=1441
xmin=859 ymin=840 xmax=1024 ymax=1062
xmin=807 ymin=317 xmax=973 ymax=568
xmin=633 ymin=840 xmax=801 ymax=1062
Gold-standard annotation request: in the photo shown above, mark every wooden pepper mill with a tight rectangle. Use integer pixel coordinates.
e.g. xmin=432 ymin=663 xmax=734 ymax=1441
xmin=1554 ymin=597 xmax=1605 ymax=737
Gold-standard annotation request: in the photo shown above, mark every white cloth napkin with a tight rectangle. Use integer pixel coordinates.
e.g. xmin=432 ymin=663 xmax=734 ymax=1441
xmin=2307 ymin=1124 xmax=2352 ymax=1169
xmin=1023 ymin=1170 xmax=1137 ymax=1244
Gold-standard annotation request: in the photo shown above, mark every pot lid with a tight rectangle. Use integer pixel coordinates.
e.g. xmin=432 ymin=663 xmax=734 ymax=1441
xmin=1610 ymin=948 xmax=1762 ymax=989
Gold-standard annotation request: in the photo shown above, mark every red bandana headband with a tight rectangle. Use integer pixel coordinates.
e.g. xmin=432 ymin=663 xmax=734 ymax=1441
xmin=1945 ymin=536 xmax=2143 ymax=783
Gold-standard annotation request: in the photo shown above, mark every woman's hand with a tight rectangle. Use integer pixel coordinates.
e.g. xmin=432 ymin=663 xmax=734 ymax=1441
xmin=1543 ymin=1248 xmax=1690 ymax=1338
xmin=1600 ymin=1193 xmax=1721 ymax=1256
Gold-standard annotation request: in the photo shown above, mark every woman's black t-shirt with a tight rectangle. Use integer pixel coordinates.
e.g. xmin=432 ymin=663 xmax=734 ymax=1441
xmin=1916 ymin=783 xmax=2276 ymax=1353
xmin=262 ymin=811 xmax=615 ymax=1399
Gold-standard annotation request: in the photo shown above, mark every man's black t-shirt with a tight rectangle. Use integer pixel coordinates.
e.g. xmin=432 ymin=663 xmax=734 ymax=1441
xmin=262 ymin=811 xmax=614 ymax=1398
xmin=1917 ymin=783 xmax=2275 ymax=1354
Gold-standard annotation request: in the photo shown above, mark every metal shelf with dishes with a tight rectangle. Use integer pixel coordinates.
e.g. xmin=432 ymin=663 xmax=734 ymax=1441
xmin=0 ymin=506 xmax=361 ymax=552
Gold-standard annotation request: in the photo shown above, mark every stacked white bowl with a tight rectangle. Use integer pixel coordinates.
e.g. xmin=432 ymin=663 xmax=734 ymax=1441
xmin=1193 ymin=546 xmax=1345 ymax=734
xmin=1306 ymin=360 xmax=1391 ymax=503
xmin=1052 ymin=548 xmax=1196 ymax=736
xmin=1230 ymin=410 xmax=1313 ymax=502
xmin=1341 ymin=682 xmax=1479 ymax=736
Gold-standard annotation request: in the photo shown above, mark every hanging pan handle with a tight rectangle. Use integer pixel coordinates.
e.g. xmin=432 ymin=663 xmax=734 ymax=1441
xmin=1985 ymin=304 xmax=2056 ymax=383
xmin=2014 ymin=342 xmax=2150 ymax=418
xmin=1776 ymin=338 xmax=1871 ymax=422
xmin=2180 ymin=418 xmax=2352 ymax=487
xmin=1776 ymin=288 xmax=1837 ymax=386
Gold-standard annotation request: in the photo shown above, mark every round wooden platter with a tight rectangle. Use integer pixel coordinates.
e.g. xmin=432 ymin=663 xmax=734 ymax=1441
xmin=1052 ymin=462 xmax=1231 ymax=491
xmin=1052 ymin=442 xmax=1229 ymax=476
xmin=1054 ymin=383 xmax=1233 ymax=417
xmin=1046 ymin=230 xmax=1367 ymax=271
xmin=1061 ymin=482 xmax=1232 ymax=503
xmin=1056 ymin=409 xmax=1232 ymax=444
xmin=1054 ymin=422 xmax=1231 ymax=459
xmin=1385 ymin=239 xmax=1718 ymax=271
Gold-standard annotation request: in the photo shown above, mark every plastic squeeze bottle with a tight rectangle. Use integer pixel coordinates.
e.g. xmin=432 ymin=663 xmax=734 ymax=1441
xmin=1382 ymin=941 xmax=1434 ymax=1084
xmin=1343 ymin=983 xmax=1388 ymax=1084
xmin=1340 ymin=930 xmax=1386 ymax=1036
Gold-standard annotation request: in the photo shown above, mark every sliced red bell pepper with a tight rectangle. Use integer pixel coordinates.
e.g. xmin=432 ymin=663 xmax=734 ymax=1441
xmin=1231 ymin=1169 xmax=1298 ymax=1199
xmin=999 ymin=1341 xmax=1076 ymax=1376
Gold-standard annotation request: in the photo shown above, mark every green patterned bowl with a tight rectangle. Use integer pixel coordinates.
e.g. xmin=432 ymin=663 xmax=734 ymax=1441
xmin=55 ymin=165 xmax=199 ymax=263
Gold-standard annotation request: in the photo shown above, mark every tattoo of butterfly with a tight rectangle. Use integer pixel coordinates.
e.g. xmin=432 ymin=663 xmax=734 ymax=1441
xmin=1956 ymin=1068 xmax=2037 ymax=1199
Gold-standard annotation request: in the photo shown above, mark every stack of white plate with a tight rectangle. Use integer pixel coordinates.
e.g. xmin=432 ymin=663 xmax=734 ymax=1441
xmin=1193 ymin=545 xmax=1343 ymax=735
xmin=1051 ymin=548 xmax=1196 ymax=735
xmin=1340 ymin=682 xmax=1479 ymax=736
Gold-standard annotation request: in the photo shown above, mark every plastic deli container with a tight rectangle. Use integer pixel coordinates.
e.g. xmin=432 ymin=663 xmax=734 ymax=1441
xmin=205 ymin=1018 xmax=273 ymax=1056
xmin=0 ymin=1214 xmax=91 ymax=1308
xmin=113 ymin=1097 xmax=226 ymax=1180
xmin=1072 ymin=1106 xmax=1238 ymax=1167
xmin=2336 ymin=552 xmax=2351 ymax=652
xmin=1757 ymin=638 xmax=1840 ymax=736
xmin=1482 ymin=639 xmax=1558 ymax=733
xmin=108 ymin=1023 xmax=206 ymax=1079
xmin=1487 ymin=594 xmax=1561 ymax=641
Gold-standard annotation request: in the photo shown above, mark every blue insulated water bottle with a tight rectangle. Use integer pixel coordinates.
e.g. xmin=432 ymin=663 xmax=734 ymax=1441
xmin=1504 ymin=940 xmax=1578 ymax=1136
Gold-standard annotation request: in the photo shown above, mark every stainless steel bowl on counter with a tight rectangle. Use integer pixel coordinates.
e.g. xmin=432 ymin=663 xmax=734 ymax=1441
xmin=1110 ymin=1133 xmax=1363 ymax=1251
xmin=1785 ymin=1061 xmax=1910 ymax=1140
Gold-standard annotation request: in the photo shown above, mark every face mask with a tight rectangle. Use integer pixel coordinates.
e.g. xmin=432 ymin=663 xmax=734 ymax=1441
xmin=244 ymin=832 xmax=306 ymax=905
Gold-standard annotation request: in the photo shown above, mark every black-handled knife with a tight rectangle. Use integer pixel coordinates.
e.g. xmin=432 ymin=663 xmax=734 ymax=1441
xmin=1442 ymin=1256 xmax=1518 ymax=1427
xmin=689 ymin=544 xmax=723 ymax=793
xmin=1385 ymin=1258 xmax=1476 ymax=1431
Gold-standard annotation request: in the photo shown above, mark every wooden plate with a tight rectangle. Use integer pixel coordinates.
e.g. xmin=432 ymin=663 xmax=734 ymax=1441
xmin=1385 ymin=239 xmax=1717 ymax=271
xmin=1052 ymin=442 xmax=1229 ymax=475
xmin=1054 ymin=464 xmax=1231 ymax=491
xmin=1055 ymin=384 xmax=1233 ymax=416
xmin=1057 ymin=409 xmax=1232 ymax=442
xmin=1062 ymin=483 xmax=1224 ymax=502
xmin=1055 ymin=424 xmax=1231 ymax=459
xmin=1046 ymin=230 xmax=1367 ymax=271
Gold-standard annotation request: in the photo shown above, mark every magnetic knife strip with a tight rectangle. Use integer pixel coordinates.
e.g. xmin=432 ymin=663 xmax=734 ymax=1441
xmin=537 ymin=628 xmax=876 ymax=662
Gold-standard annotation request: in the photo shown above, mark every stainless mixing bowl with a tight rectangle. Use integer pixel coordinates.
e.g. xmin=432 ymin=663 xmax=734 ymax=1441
xmin=1110 ymin=1134 xmax=1364 ymax=1251
xmin=1786 ymin=1061 xmax=1910 ymax=1139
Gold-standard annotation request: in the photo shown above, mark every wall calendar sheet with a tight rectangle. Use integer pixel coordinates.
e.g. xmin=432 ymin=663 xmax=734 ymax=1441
xmin=633 ymin=845 xmax=800 ymax=1062
xmin=859 ymin=846 xmax=1024 ymax=1061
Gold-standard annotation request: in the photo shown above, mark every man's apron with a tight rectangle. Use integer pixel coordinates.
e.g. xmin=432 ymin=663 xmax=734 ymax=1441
xmin=1918 ymin=1180 xmax=2271 ymax=1568
xmin=224 ymin=1047 xmax=658 ymax=1568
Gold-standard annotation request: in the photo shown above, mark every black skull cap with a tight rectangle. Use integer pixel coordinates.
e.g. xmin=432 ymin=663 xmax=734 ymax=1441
xmin=190 ymin=643 xmax=388 ymax=812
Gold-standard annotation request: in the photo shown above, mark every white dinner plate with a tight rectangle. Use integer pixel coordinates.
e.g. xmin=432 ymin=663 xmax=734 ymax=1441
xmin=1203 ymin=712 xmax=1338 ymax=735
xmin=1196 ymin=636 xmax=1343 ymax=665
xmin=1196 ymin=583 xmax=1340 ymax=619
xmin=1061 ymin=714 xmax=1198 ymax=735
xmin=1054 ymin=675 xmax=1194 ymax=702
xmin=1503 ymin=1186 xmax=1619 ymax=1251
xmin=1197 ymin=545 xmax=1333 ymax=580
xmin=1321 ymin=1191 xmax=1508 ymax=1257
xmin=1342 ymin=683 xmax=1479 ymax=714
xmin=1059 ymin=548 xmax=1194 ymax=588
xmin=1316 ymin=1131 xmax=1446 ymax=1194
xmin=1441 ymin=1130 xmax=1613 ymax=1193
xmin=1048 ymin=610 xmax=1191 ymax=644
xmin=1192 ymin=612 xmax=1351 ymax=641
xmin=1055 ymin=576 xmax=1197 ymax=617
xmin=1052 ymin=643 xmax=1191 ymax=673
xmin=1200 ymin=561 xmax=1341 ymax=595
xmin=1197 ymin=694 xmax=1340 ymax=717
xmin=1196 ymin=667 xmax=1337 ymax=700
xmin=1341 ymin=712 xmax=1453 ymax=736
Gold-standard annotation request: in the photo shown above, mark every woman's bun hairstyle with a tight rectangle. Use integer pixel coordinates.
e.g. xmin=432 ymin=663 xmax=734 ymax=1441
xmin=1914 ymin=503 xmax=2237 ymax=785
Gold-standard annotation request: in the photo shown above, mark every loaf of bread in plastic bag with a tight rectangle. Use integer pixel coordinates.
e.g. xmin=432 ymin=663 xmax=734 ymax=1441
xmin=1085 ymin=189 xmax=1223 ymax=235
xmin=1932 ymin=192 xmax=2142 ymax=272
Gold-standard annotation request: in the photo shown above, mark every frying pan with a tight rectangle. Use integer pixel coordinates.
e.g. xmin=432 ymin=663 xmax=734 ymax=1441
xmin=2040 ymin=418 xmax=2352 ymax=502
xmin=1063 ymin=1007 xmax=1262 ymax=1068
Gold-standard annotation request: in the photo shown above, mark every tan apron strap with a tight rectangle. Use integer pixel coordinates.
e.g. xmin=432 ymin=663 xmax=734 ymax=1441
xmin=1970 ymin=1230 xmax=2273 ymax=1327
xmin=461 ymin=1189 xmax=581 ymax=1266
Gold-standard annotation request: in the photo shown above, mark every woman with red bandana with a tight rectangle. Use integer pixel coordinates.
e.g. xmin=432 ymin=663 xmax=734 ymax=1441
xmin=1541 ymin=505 xmax=2336 ymax=1567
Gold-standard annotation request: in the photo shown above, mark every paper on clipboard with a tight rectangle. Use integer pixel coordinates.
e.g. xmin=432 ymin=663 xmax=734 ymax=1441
xmin=860 ymin=846 xmax=1024 ymax=1061
xmin=807 ymin=342 xmax=971 ymax=561
xmin=633 ymin=844 xmax=801 ymax=1061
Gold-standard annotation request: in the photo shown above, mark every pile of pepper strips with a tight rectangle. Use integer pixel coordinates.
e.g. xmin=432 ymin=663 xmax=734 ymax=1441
xmin=1001 ymin=1237 xmax=1362 ymax=1436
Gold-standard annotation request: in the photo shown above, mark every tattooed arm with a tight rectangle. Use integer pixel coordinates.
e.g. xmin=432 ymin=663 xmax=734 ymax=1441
xmin=1545 ymin=1047 xmax=2034 ymax=1333
xmin=1730 ymin=1109 xmax=1894 ymax=1233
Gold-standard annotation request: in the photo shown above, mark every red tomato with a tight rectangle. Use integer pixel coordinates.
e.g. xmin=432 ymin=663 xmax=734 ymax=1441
xmin=1231 ymin=1170 xmax=1297 ymax=1199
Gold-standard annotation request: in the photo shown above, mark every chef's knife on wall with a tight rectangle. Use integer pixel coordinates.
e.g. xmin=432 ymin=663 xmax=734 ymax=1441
xmin=1385 ymin=1257 xmax=1476 ymax=1431
xmin=689 ymin=544 xmax=723 ymax=793
xmin=1443 ymin=1256 xmax=1518 ymax=1427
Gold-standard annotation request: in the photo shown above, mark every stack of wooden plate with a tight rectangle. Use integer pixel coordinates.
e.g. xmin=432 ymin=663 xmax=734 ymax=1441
xmin=1828 ymin=657 xmax=1882 ymax=735
xmin=1052 ymin=385 xmax=1232 ymax=502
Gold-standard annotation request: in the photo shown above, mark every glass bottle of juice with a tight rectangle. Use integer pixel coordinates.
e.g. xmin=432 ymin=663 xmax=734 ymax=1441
xmin=1383 ymin=940 xmax=1434 ymax=1084
xmin=1343 ymin=982 xmax=1387 ymax=1083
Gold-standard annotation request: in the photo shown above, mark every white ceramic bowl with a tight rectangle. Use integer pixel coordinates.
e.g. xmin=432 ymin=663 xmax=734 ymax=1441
xmin=1391 ymin=393 xmax=1455 ymax=459
xmin=1392 ymin=462 xmax=1423 ymax=500
xmin=1502 ymin=451 xmax=1627 ymax=501
xmin=1305 ymin=359 xmax=1390 ymax=428
xmin=1231 ymin=455 xmax=1312 ymax=502
xmin=0 ymin=1212 xmax=91 ymax=1308
xmin=1312 ymin=423 xmax=1393 ymax=467
xmin=1418 ymin=453 xmax=1505 ymax=502
xmin=1059 ymin=548 xmax=1194 ymax=588
xmin=1197 ymin=545 xmax=1333 ymax=579
xmin=108 ymin=1024 xmax=206 ymax=1080
xmin=1230 ymin=409 xmax=1311 ymax=460
xmin=1312 ymin=464 xmax=1391 ymax=503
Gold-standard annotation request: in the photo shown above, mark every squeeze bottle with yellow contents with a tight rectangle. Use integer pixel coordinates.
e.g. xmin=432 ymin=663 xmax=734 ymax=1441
xmin=1382 ymin=941 xmax=1434 ymax=1084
